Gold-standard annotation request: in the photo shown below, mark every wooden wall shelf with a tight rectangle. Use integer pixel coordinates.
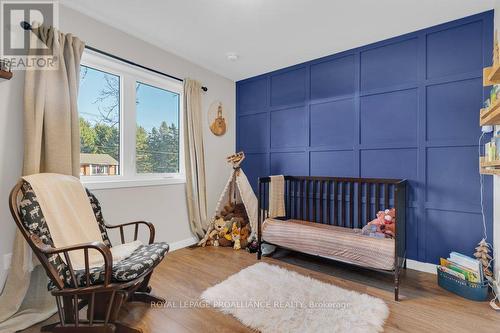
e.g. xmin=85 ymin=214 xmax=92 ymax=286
xmin=480 ymin=159 xmax=500 ymax=167
xmin=480 ymin=100 xmax=500 ymax=125
xmin=0 ymin=70 xmax=13 ymax=80
xmin=479 ymin=157 xmax=500 ymax=175
xmin=484 ymin=65 xmax=500 ymax=86
xmin=480 ymin=168 xmax=500 ymax=175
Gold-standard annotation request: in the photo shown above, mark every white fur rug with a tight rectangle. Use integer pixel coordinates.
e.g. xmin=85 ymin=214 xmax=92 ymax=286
xmin=201 ymin=262 xmax=389 ymax=333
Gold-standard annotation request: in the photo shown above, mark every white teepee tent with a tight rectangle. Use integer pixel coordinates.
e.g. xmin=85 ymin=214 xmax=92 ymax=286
xmin=214 ymin=167 xmax=258 ymax=239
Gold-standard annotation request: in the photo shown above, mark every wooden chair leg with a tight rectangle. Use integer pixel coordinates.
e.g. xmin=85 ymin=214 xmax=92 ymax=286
xmin=137 ymin=272 xmax=152 ymax=293
xmin=128 ymin=271 xmax=164 ymax=304
xmin=115 ymin=322 xmax=143 ymax=333
xmin=41 ymin=322 xmax=59 ymax=332
xmin=129 ymin=291 xmax=165 ymax=304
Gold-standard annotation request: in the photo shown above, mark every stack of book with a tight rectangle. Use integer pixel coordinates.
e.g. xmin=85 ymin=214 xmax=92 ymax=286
xmin=438 ymin=251 xmax=484 ymax=284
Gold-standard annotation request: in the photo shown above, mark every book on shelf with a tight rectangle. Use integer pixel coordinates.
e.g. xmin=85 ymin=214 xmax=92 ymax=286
xmin=440 ymin=258 xmax=481 ymax=283
xmin=437 ymin=265 xmax=466 ymax=280
xmin=449 ymin=252 xmax=483 ymax=282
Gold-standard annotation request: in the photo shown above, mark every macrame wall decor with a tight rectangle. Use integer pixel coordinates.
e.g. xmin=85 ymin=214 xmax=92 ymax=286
xmin=208 ymin=101 xmax=227 ymax=136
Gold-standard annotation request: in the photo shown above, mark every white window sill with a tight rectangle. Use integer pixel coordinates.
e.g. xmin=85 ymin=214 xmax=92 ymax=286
xmin=82 ymin=177 xmax=186 ymax=190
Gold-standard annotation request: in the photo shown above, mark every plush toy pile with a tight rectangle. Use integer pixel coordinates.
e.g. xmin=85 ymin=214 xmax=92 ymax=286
xmin=198 ymin=202 xmax=252 ymax=250
xmin=361 ymin=208 xmax=396 ymax=238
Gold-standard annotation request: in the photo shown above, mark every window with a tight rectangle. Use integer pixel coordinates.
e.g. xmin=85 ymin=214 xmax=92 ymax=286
xmin=78 ymin=50 xmax=184 ymax=188
xmin=79 ymin=66 xmax=121 ymax=177
xmin=136 ymin=82 xmax=180 ymax=174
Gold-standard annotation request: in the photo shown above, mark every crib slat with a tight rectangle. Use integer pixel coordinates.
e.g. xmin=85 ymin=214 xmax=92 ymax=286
xmin=326 ymin=181 xmax=331 ymax=225
xmin=259 ymin=183 xmax=266 ymax=222
xmin=287 ymin=179 xmax=292 ymax=219
xmin=305 ymin=180 xmax=310 ymax=220
xmin=260 ymin=183 xmax=266 ymax=222
xmin=357 ymin=181 xmax=362 ymax=227
xmin=341 ymin=182 xmax=345 ymax=227
xmin=333 ymin=181 xmax=338 ymax=226
xmin=263 ymin=181 xmax=267 ymax=218
xmin=365 ymin=183 xmax=371 ymax=224
xmin=375 ymin=183 xmax=380 ymax=212
xmin=312 ymin=180 xmax=316 ymax=222
xmin=384 ymin=183 xmax=389 ymax=209
xmin=300 ymin=180 xmax=304 ymax=220
xmin=319 ymin=181 xmax=324 ymax=223
xmin=349 ymin=182 xmax=354 ymax=228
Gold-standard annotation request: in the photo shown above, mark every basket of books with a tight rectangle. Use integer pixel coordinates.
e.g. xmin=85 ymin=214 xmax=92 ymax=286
xmin=438 ymin=252 xmax=489 ymax=301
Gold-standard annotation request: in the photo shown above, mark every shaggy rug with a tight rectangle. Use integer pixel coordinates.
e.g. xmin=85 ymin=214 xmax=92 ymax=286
xmin=201 ymin=262 xmax=389 ymax=333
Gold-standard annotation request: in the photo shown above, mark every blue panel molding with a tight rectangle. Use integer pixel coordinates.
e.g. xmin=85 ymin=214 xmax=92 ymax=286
xmin=236 ymin=10 xmax=494 ymax=264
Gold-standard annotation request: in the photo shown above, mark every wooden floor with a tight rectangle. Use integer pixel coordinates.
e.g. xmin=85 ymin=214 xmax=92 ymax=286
xmin=23 ymin=246 xmax=500 ymax=333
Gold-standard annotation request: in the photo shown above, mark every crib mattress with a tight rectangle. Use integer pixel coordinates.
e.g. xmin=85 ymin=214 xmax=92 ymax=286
xmin=262 ymin=219 xmax=395 ymax=270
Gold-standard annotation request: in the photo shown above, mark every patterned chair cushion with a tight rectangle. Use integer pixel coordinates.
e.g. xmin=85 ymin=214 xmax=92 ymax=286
xmin=73 ymin=242 xmax=169 ymax=287
xmin=19 ymin=180 xmax=169 ymax=289
xmin=86 ymin=189 xmax=112 ymax=247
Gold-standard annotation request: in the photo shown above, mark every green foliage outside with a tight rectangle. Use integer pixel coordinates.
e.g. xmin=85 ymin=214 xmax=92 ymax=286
xmin=80 ymin=117 xmax=179 ymax=174
xmin=79 ymin=66 xmax=179 ymax=174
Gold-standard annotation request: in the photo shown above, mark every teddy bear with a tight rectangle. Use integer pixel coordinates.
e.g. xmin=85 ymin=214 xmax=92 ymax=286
xmin=362 ymin=208 xmax=396 ymax=238
xmin=239 ymin=224 xmax=251 ymax=249
xmin=218 ymin=224 xmax=233 ymax=247
xmin=197 ymin=217 xmax=226 ymax=247
xmin=231 ymin=223 xmax=241 ymax=250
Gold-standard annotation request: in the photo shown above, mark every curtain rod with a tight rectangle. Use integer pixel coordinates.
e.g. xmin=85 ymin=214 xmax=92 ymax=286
xmin=20 ymin=21 xmax=208 ymax=92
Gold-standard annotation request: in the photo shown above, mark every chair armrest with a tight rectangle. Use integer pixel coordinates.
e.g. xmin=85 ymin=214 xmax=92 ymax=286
xmin=30 ymin=234 xmax=113 ymax=286
xmin=105 ymin=221 xmax=155 ymax=244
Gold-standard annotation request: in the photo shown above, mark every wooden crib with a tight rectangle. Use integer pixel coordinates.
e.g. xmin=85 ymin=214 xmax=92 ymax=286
xmin=256 ymin=176 xmax=407 ymax=301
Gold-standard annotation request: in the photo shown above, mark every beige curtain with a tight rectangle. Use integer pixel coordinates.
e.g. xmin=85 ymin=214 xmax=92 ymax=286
xmin=183 ymin=79 xmax=208 ymax=239
xmin=0 ymin=24 xmax=85 ymax=333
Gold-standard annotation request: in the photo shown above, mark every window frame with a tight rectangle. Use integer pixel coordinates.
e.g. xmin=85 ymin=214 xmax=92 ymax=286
xmin=80 ymin=50 xmax=185 ymax=190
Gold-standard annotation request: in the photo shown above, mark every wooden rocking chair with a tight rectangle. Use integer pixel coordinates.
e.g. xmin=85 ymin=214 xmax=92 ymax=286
xmin=9 ymin=179 xmax=169 ymax=333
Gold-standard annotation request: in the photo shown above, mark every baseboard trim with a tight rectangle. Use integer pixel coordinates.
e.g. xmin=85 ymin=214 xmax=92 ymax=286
xmin=406 ymin=259 xmax=437 ymax=274
xmin=169 ymin=236 xmax=198 ymax=252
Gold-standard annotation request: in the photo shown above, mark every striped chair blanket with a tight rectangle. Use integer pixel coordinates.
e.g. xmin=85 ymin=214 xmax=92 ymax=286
xmin=262 ymin=218 xmax=395 ymax=270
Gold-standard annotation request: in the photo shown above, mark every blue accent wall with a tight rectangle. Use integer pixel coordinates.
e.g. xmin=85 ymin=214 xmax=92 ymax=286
xmin=236 ymin=11 xmax=494 ymax=264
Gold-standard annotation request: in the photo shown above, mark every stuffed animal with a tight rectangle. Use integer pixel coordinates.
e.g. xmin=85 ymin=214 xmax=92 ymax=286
xmin=220 ymin=202 xmax=249 ymax=225
xmin=197 ymin=217 xmax=216 ymax=247
xmin=220 ymin=203 xmax=235 ymax=220
xmin=362 ymin=208 xmax=396 ymax=238
xmin=218 ymin=224 xmax=233 ymax=247
xmin=231 ymin=217 xmax=244 ymax=228
xmin=246 ymin=239 xmax=259 ymax=253
xmin=232 ymin=223 xmax=241 ymax=250
xmin=197 ymin=217 xmax=226 ymax=247
xmin=218 ymin=236 xmax=233 ymax=247
xmin=240 ymin=224 xmax=251 ymax=249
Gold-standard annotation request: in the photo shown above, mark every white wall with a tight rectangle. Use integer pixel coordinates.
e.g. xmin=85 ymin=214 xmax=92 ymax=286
xmin=0 ymin=5 xmax=235 ymax=287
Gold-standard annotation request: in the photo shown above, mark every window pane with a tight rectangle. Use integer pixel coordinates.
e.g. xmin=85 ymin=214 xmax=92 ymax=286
xmin=136 ymin=82 xmax=180 ymax=174
xmin=78 ymin=65 xmax=120 ymax=176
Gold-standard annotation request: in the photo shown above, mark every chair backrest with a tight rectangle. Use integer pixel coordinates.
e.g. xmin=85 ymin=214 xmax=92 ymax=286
xmin=9 ymin=180 xmax=111 ymax=289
